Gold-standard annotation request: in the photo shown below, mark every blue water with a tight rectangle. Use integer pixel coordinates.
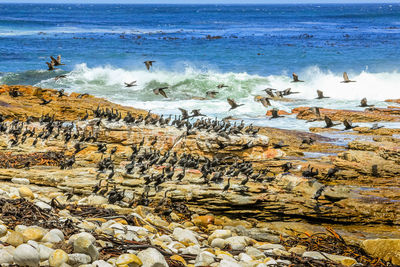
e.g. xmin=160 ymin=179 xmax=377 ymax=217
xmin=0 ymin=3 xmax=399 ymax=130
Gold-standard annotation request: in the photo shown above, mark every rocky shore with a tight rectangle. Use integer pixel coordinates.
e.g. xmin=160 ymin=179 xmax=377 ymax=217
xmin=0 ymin=85 xmax=399 ymax=266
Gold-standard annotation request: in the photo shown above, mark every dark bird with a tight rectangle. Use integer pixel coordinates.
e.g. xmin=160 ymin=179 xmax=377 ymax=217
xmin=343 ymin=119 xmax=358 ymax=130
xmin=310 ymin=107 xmax=321 ymax=117
xmin=124 ymin=81 xmax=137 ymax=87
xmin=206 ymin=91 xmax=219 ymax=98
xmin=54 ymin=74 xmax=67 ymax=81
xmin=191 ymin=109 xmax=205 ymax=117
xmin=263 ymin=88 xmax=276 ymax=98
xmin=283 ymin=88 xmax=299 ymax=95
xmin=324 ymin=116 xmax=340 ymax=128
xmin=227 ymin=98 xmax=244 ymax=110
xmin=291 ymin=73 xmax=304 ymax=83
xmin=325 ymin=167 xmax=339 ymax=179
xmin=50 ymin=55 xmax=65 ymax=66
xmin=153 ymin=87 xmax=168 ymax=98
xmin=74 ymin=142 xmax=86 ymax=154
xmin=270 ymin=108 xmax=283 ymax=119
xmin=359 ymin=98 xmax=374 ymax=107
xmin=217 ymin=84 xmax=228 ymax=89
xmin=144 ymin=60 xmax=156 ymax=70
xmin=316 ymin=90 xmax=329 ymax=99
xmin=341 ymin=72 xmax=356 ymax=83
xmin=46 ymin=61 xmax=56 ymax=71
xmin=222 ymin=177 xmax=231 ymax=192
xmin=273 ymin=140 xmax=289 ymax=149
xmin=57 ymin=89 xmax=66 ymax=97
xmin=258 ymin=97 xmax=271 ymax=108
xmin=301 ymin=137 xmax=315 ymax=145
xmin=178 ymin=108 xmax=189 ymax=119
xmin=39 ymin=98 xmax=52 ymax=105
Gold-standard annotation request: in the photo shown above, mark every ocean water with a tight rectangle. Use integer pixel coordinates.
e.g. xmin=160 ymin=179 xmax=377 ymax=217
xmin=0 ymin=3 xmax=399 ymax=130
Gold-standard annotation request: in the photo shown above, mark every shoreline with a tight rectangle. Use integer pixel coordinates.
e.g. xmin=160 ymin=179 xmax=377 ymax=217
xmin=0 ymin=84 xmax=399 ymax=266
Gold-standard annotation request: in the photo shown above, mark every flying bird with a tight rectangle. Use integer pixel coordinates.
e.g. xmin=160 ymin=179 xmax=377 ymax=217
xmin=39 ymin=98 xmax=52 ymax=105
xmin=206 ymin=91 xmax=219 ymax=98
xmin=341 ymin=72 xmax=356 ymax=83
xmin=324 ymin=116 xmax=340 ymax=128
xmin=291 ymin=73 xmax=304 ymax=83
xmin=343 ymin=119 xmax=358 ymax=130
xmin=359 ymin=98 xmax=374 ymax=107
xmin=263 ymin=88 xmax=277 ymax=98
xmin=144 ymin=60 xmax=156 ymax=70
xmin=153 ymin=87 xmax=168 ymax=98
xmin=50 ymin=55 xmax=65 ymax=66
xmin=124 ymin=81 xmax=137 ymax=87
xmin=316 ymin=90 xmax=329 ymax=99
xmin=227 ymin=98 xmax=244 ymax=110
xmin=46 ymin=61 xmax=56 ymax=71
xmin=258 ymin=97 xmax=271 ymax=108
xmin=217 ymin=84 xmax=228 ymax=89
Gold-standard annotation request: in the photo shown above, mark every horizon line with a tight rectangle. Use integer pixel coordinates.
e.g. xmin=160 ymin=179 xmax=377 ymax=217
xmin=1 ymin=2 xmax=399 ymax=4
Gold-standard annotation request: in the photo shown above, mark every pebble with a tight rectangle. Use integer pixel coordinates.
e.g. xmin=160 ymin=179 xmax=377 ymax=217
xmin=245 ymin=247 xmax=266 ymax=260
xmin=238 ymin=253 xmax=253 ymax=262
xmin=87 ymin=195 xmax=108 ymax=205
xmin=35 ymin=201 xmax=52 ymax=211
xmin=49 ymin=249 xmax=69 ymax=267
xmin=13 ymin=244 xmax=40 ymax=267
xmin=0 ymin=249 xmax=13 ymax=264
xmin=225 ymin=236 xmax=254 ymax=250
xmin=6 ymin=231 xmax=24 ymax=247
xmin=208 ymin=229 xmax=232 ymax=243
xmin=38 ymin=244 xmax=54 ymax=261
xmin=210 ymin=238 xmax=227 ymax=249
xmin=137 ymin=248 xmax=169 ymax=267
xmin=0 ymin=225 xmax=7 ymax=237
xmin=255 ymin=243 xmax=285 ymax=251
xmin=18 ymin=186 xmax=34 ymax=199
xmin=73 ymin=236 xmax=99 ymax=261
xmin=194 ymin=251 xmax=215 ymax=267
xmin=303 ymin=251 xmax=358 ymax=266
xmin=11 ymin=178 xmax=30 ymax=185
xmin=115 ymin=253 xmax=142 ymax=267
xmin=22 ymin=226 xmax=47 ymax=241
xmin=173 ymin=227 xmax=199 ymax=245
xmin=68 ymin=253 xmax=92 ymax=265
xmin=42 ymin=231 xmax=63 ymax=243
xmin=181 ymin=244 xmax=201 ymax=255
xmin=92 ymin=260 xmax=113 ymax=267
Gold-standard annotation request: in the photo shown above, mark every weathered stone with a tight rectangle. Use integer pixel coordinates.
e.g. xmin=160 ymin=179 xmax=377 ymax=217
xmin=6 ymin=231 xmax=24 ymax=247
xmin=137 ymin=248 xmax=168 ymax=267
xmin=18 ymin=186 xmax=34 ymax=199
xmin=49 ymin=249 xmax=69 ymax=267
xmin=362 ymin=239 xmax=400 ymax=265
xmin=115 ymin=253 xmax=142 ymax=267
xmin=13 ymin=244 xmax=40 ymax=267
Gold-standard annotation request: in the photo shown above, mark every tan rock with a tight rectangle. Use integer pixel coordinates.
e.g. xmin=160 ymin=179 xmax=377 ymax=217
xmin=49 ymin=249 xmax=69 ymax=267
xmin=19 ymin=186 xmax=34 ymax=199
xmin=362 ymin=239 xmax=400 ymax=265
xmin=23 ymin=227 xmax=46 ymax=242
xmin=6 ymin=231 xmax=24 ymax=247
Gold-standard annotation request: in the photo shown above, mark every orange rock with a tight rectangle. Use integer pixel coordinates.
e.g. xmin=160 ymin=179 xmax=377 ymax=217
xmin=193 ymin=215 xmax=215 ymax=227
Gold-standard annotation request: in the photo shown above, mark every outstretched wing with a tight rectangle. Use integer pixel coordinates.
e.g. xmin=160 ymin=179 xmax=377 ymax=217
xmin=227 ymin=98 xmax=236 ymax=108
xmin=292 ymin=73 xmax=299 ymax=82
xmin=178 ymin=108 xmax=188 ymax=118
xmin=159 ymin=89 xmax=168 ymax=98
xmin=317 ymin=90 xmax=323 ymax=98
xmin=343 ymin=72 xmax=349 ymax=82
xmin=324 ymin=116 xmax=332 ymax=127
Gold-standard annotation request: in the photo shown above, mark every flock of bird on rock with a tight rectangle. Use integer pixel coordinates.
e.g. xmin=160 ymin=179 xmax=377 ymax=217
xmin=0 ymin=56 xmax=379 ymax=205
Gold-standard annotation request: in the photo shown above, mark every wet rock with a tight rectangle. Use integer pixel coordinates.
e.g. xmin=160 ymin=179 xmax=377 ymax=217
xmin=362 ymin=239 xmax=400 ymax=265
xmin=13 ymin=244 xmax=40 ymax=267
xmin=137 ymin=248 xmax=168 ymax=267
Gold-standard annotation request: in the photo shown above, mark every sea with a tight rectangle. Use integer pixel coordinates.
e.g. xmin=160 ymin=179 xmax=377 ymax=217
xmin=0 ymin=3 xmax=399 ymax=131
